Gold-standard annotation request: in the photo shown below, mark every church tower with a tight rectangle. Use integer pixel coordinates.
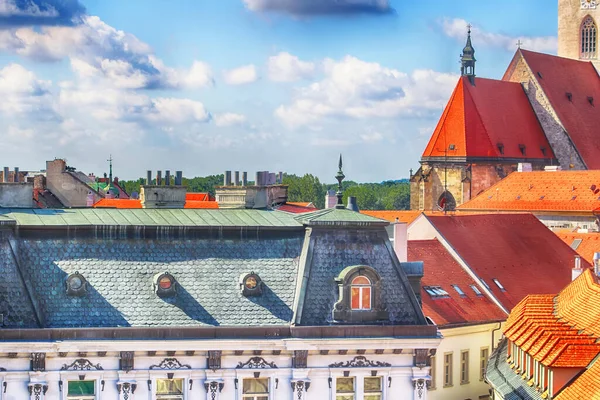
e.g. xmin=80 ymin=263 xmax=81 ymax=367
xmin=558 ymin=0 xmax=598 ymax=67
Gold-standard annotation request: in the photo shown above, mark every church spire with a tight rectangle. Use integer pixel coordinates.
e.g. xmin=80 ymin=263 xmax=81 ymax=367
xmin=460 ymin=24 xmax=476 ymax=79
xmin=335 ymin=154 xmax=346 ymax=209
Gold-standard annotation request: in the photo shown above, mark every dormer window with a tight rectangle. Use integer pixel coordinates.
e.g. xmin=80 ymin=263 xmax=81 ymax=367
xmin=66 ymin=272 xmax=88 ymax=297
xmin=240 ymin=272 xmax=263 ymax=297
xmin=154 ymin=272 xmax=177 ymax=298
xmin=351 ymin=276 xmax=372 ymax=310
xmin=497 ymin=143 xmax=504 ymax=155
xmin=519 ymin=144 xmax=526 ymax=156
xmin=333 ymin=266 xmax=388 ymax=323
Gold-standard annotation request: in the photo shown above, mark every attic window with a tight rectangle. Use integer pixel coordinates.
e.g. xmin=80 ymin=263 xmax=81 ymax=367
xmin=449 ymin=144 xmax=456 ymax=150
xmin=519 ymin=144 xmax=526 ymax=156
xmin=480 ymin=279 xmax=490 ymax=290
xmin=240 ymin=272 xmax=263 ymax=297
xmin=537 ymin=71 xmax=543 ymax=79
xmin=497 ymin=143 xmax=504 ymax=155
xmin=66 ymin=272 xmax=88 ymax=297
xmin=493 ymin=279 xmax=506 ymax=291
xmin=452 ymin=285 xmax=466 ymax=297
xmin=333 ymin=266 xmax=388 ymax=323
xmin=540 ymin=195 xmax=545 ymax=200
xmin=571 ymin=239 xmax=583 ymax=250
xmin=588 ymin=96 xmax=594 ymax=105
xmin=540 ymin=147 xmax=547 ymax=156
xmin=154 ymin=272 xmax=177 ymax=298
xmin=424 ymin=286 xmax=449 ymax=298
xmin=470 ymin=285 xmax=483 ymax=296
xmin=566 ymin=92 xmax=572 ymax=102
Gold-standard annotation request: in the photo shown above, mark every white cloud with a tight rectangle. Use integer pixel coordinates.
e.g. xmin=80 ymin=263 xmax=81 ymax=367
xmin=267 ymin=52 xmax=315 ymax=82
xmin=440 ymin=18 xmax=558 ymax=53
xmin=276 ymin=56 xmax=457 ymax=128
xmin=0 ymin=63 xmax=57 ymax=119
xmin=214 ymin=113 xmax=247 ymax=127
xmin=0 ymin=16 xmax=214 ymax=89
xmin=223 ymin=64 xmax=258 ymax=85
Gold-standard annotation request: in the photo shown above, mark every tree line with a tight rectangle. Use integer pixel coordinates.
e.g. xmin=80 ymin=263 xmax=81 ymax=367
xmin=119 ymin=173 xmax=410 ymax=211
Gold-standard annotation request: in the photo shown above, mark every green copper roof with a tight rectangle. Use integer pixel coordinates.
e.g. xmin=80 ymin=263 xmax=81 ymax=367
xmin=294 ymin=208 xmax=389 ymax=226
xmin=0 ymin=209 xmax=303 ymax=228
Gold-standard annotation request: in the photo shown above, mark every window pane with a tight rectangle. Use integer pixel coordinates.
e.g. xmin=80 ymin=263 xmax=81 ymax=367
xmin=352 ymin=276 xmax=370 ymax=285
xmin=68 ymin=381 xmax=95 ymax=395
xmin=336 ymin=377 xmax=354 ymax=392
xmin=364 ymin=377 xmax=382 ymax=392
xmin=362 ymin=287 xmax=372 ymax=309
xmin=365 ymin=396 xmax=382 ymax=400
xmin=351 ymin=287 xmax=360 ymax=309
xmin=156 ymin=379 xmax=183 ymax=395
xmin=336 ymin=396 xmax=355 ymax=400
xmin=243 ymin=378 xmax=269 ymax=394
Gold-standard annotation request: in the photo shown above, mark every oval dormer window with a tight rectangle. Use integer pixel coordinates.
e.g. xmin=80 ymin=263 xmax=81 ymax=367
xmin=240 ymin=272 xmax=263 ymax=297
xmin=66 ymin=272 xmax=88 ymax=297
xmin=154 ymin=272 xmax=177 ymax=298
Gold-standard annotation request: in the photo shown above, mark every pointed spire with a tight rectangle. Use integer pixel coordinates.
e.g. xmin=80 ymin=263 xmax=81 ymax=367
xmin=335 ymin=154 xmax=346 ymax=209
xmin=107 ymin=154 xmax=113 ymax=183
xmin=460 ymin=24 xmax=476 ymax=79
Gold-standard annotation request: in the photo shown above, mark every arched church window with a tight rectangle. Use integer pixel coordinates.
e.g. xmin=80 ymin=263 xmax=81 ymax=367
xmin=581 ymin=16 xmax=598 ymax=59
xmin=438 ymin=191 xmax=457 ymax=211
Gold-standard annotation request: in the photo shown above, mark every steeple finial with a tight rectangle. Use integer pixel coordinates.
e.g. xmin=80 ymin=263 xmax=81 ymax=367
xmin=335 ymin=154 xmax=345 ymax=209
xmin=460 ymin=24 xmax=476 ymax=79
xmin=107 ymin=154 xmax=113 ymax=183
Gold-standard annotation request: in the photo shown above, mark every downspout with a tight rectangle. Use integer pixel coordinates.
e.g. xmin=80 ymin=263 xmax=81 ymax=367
xmin=491 ymin=322 xmax=502 ymax=351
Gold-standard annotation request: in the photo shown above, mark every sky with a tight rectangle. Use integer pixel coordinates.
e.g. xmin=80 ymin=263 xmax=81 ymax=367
xmin=0 ymin=0 xmax=559 ymax=183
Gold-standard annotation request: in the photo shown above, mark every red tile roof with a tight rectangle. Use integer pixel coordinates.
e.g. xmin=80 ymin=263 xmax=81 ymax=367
xmin=93 ymin=198 xmax=218 ymax=209
xmin=556 ymin=232 xmax=600 ymax=264
xmin=287 ymin=202 xmax=315 ymax=208
xmin=276 ymin=203 xmax=318 ymax=214
xmin=458 ymin=170 xmax=600 ymax=213
xmin=360 ymin=210 xmax=483 ymax=225
xmin=186 ymin=193 xmax=214 ymax=201
xmin=426 ymin=214 xmax=591 ymax=311
xmin=422 ymin=76 xmax=554 ymax=160
xmin=509 ymin=50 xmax=600 ymax=170
xmin=408 ymin=239 xmax=506 ymax=327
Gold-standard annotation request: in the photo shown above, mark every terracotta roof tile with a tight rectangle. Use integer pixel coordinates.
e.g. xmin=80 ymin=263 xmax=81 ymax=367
xmin=514 ymin=50 xmax=600 ymax=170
xmin=556 ymin=357 xmax=600 ymax=399
xmin=556 ymin=232 xmax=600 ymax=264
xmin=458 ymin=170 xmax=600 ymax=212
xmin=186 ymin=193 xmax=214 ymax=201
xmin=276 ymin=204 xmax=318 ymax=214
xmin=408 ymin=239 xmax=506 ymax=327
xmin=422 ymin=76 xmax=554 ymax=160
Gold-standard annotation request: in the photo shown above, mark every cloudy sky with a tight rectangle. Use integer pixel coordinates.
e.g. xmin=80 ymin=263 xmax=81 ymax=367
xmin=0 ymin=0 xmax=558 ymax=182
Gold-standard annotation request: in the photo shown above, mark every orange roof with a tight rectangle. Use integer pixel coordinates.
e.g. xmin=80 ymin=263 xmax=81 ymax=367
xmin=360 ymin=210 xmax=483 ymax=225
xmin=556 ymin=232 xmax=600 ymax=264
xmin=422 ymin=76 xmax=554 ymax=160
xmin=556 ymin=356 xmax=600 ymax=399
xmin=458 ymin=170 xmax=600 ymax=212
xmin=186 ymin=193 xmax=214 ymax=201
xmin=287 ymin=202 xmax=315 ymax=208
xmin=94 ymin=198 xmax=218 ymax=209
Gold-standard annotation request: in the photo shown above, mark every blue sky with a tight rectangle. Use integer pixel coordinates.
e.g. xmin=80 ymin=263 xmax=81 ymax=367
xmin=0 ymin=0 xmax=558 ymax=182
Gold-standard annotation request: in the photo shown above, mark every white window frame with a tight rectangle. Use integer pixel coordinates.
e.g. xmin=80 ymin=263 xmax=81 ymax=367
xmin=236 ymin=375 xmax=273 ymax=400
xmin=351 ymin=276 xmax=372 ymax=310
xmin=61 ymin=375 xmax=102 ymax=400
xmin=152 ymin=373 xmax=191 ymax=400
xmin=332 ymin=370 xmax=390 ymax=400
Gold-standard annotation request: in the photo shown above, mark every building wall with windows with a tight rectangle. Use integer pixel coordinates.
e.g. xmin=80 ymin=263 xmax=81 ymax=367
xmin=558 ymin=0 xmax=599 ymax=68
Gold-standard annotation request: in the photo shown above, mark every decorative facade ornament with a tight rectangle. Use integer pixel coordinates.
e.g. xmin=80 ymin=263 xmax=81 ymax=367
xmin=117 ymin=382 xmax=137 ymax=400
xmin=120 ymin=351 xmax=134 ymax=372
xmin=149 ymin=358 xmax=192 ymax=370
xmin=236 ymin=357 xmax=278 ymax=369
xmin=60 ymin=358 xmax=104 ymax=371
xmin=31 ymin=353 xmax=46 ymax=372
xmin=292 ymin=350 xmax=308 ymax=369
xmin=412 ymin=378 xmax=427 ymax=400
xmin=329 ymin=356 xmax=392 ymax=368
xmin=581 ymin=0 xmax=597 ymax=9
xmin=291 ymin=380 xmax=310 ymax=400
xmin=207 ymin=350 xmax=222 ymax=371
xmin=204 ymin=381 xmax=224 ymax=400
xmin=414 ymin=349 xmax=430 ymax=368
xmin=28 ymin=383 xmax=48 ymax=400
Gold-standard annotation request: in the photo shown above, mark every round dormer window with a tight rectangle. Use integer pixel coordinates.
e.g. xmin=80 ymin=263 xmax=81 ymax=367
xmin=245 ymin=276 xmax=258 ymax=290
xmin=154 ymin=272 xmax=177 ymax=297
xmin=66 ymin=272 xmax=87 ymax=296
xmin=159 ymin=275 xmax=173 ymax=289
xmin=240 ymin=272 xmax=263 ymax=297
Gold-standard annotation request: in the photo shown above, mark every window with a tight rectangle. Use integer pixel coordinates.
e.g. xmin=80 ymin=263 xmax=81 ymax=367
xmin=243 ymin=378 xmax=269 ymax=400
xmin=444 ymin=353 xmax=453 ymax=387
xmin=480 ymin=347 xmax=489 ymax=381
xmin=424 ymin=286 xmax=449 ymax=298
xmin=581 ymin=16 xmax=597 ymax=59
xmin=460 ymin=350 xmax=469 ymax=384
xmin=67 ymin=381 xmax=95 ymax=400
xmin=336 ymin=377 xmax=355 ymax=400
xmin=430 ymin=356 xmax=437 ymax=390
xmin=364 ymin=377 xmax=382 ymax=400
xmin=480 ymin=279 xmax=490 ymax=290
xmin=470 ymin=285 xmax=483 ymax=296
xmin=156 ymin=379 xmax=184 ymax=400
xmin=571 ymin=238 xmax=583 ymax=250
xmin=351 ymin=276 xmax=372 ymax=310
xmin=452 ymin=285 xmax=465 ymax=296
xmin=493 ymin=279 xmax=506 ymax=291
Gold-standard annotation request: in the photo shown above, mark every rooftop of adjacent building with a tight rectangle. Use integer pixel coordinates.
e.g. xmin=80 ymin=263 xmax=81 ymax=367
xmin=556 ymin=231 xmax=600 ymax=264
xmin=458 ymin=170 xmax=600 ymax=213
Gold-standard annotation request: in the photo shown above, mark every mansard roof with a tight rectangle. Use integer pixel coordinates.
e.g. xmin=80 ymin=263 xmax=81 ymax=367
xmin=421 ymin=76 xmax=554 ymax=161
xmin=505 ymin=50 xmax=600 ymax=169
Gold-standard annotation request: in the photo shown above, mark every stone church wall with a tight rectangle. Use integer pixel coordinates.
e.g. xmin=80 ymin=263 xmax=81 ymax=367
xmin=558 ymin=0 xmax=599 ymax=67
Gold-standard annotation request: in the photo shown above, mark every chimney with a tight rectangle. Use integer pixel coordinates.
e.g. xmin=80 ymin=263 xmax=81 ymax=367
xmin=156 ymin=170 xmax=162 ymax=186
xmin=175 ymin=171 xmax=183 ymax=186
xmin=147 ymin=170 xmax=152 ymax=185
xmin=224 ymin=171 xmax=232 ymax=186
xmin=3 ymin=167 xmax=8 ymax=183
xmin=234 ymin=171 xmax=240 ymax=186
xmin=572 ymin=255 xmax=584 ymax=281
xmin=165 ymin=170 xmax=171 ymax=186
xmin=594 ymin=252 xmax=600 ymax=277
xmin=346 ymin=196 xmax=359 ymax=212
xmin=544 ymin=165 xmax=562 ymax=172
xmin=14 ymin=167 xmax=19 ymax=183
xmin=255 ymin=172 xmax=261 ymax=187
xmin=242 ymin=172 xmax=248 ymax=187
xmin=393 ymin=223 xmax=408 ymax=263
xmin=268 ymin=172 xmax=276 ymax=185
xmin=278 ymin=171 xmax=283 ymax=184
xmin=517 ymin=163 xmax=533 ymax=172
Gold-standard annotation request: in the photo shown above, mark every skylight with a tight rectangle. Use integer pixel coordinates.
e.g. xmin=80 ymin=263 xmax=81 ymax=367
xmin=424 ymin=286 xmax=449 ymax=298
xmin=470 ymin=285 xmax=483 ymax=296
xmin=452 ymin=285 xmax=466 ymax=296
xmin=493 ymin=279 xmax=506 ymax=291
xmin=571 ymin=239 xmax=583 ymax=250
xmin=481 ymin=279 xmax=490 ymax=290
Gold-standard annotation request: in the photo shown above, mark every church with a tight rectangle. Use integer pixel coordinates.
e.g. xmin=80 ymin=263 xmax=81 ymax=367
xmin=410 ymin=0 xmax=600 ymax=211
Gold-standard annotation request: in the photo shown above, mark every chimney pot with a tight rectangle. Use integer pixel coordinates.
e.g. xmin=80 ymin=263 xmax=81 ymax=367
xmin=573 ymin=255 xmax=584 ymax=281
xmin=224 ymin=171 xmax=232 ymax=186
xmin=147 ymin=170 xmax=152 ymax=185
xmin=234 ymin=171 xmax=240 ymax=186
xmin=346 ymin=196 xmax=360 ymax=212
xmin=14 ymin=167 xmax=19 ymax=183
xmin=165 ymin=170 xmax=171 ymax=186
xmin=3 ymin=167 xmax=8 ymax=183
xmin=242 ymin=172 xmax=248 ymax=187
xmin=175 ymin=171 xmax=183 ymax=186
xmin=156 ymin=170 xmax=162 ymax=186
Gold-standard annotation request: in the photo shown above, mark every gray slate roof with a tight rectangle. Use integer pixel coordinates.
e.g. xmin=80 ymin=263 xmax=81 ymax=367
xmin=16 ymin=237 xmax=303 ymax=327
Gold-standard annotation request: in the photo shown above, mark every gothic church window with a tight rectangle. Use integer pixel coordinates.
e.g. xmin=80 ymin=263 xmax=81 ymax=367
xmin=581 ymin=16 xmax=597 ymax=59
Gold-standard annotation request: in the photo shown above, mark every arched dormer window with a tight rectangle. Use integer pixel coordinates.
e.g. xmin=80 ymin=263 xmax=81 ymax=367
xmin=581 ymin=16 xmax=598 ymax=59
xmin=333 ymin=266 xmax=388 ymax=323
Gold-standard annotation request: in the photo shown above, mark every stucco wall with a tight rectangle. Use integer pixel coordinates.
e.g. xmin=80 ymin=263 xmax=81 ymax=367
xmin=0 ymin=183 xmax=32 ymax=207
xmin=45 ymin=160 xmax=102 ymax=208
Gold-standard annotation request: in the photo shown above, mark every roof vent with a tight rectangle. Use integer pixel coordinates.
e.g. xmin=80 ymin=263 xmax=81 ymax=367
xmin=572 ymin=195 xmax=577 ymax=200
xmin=588 ymin=96 xmax=594 ymax=105
xmin=540 ymin=195 xmax=545 ymax=200
xmin=154 ymin=272 xmax=177 ymax=298
xmin=449 ymin=144 xmax=456 ymax=150
xmin=537 ymin=71 xmax=543 ymax=79
xmin=518 ymin=144 xmax=526 ymax=156
xmin=566 ymin=92 xmax=572 ymax=101
xmin=516 ymin=195 xmax=521 ymax=200
xmin=540 ymin=146 xmax=547 ymax=156
xmin=591 ymin=185 xmax=597 ymax=191
xmin=497 ymin=143 xmax=504 ymax=155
